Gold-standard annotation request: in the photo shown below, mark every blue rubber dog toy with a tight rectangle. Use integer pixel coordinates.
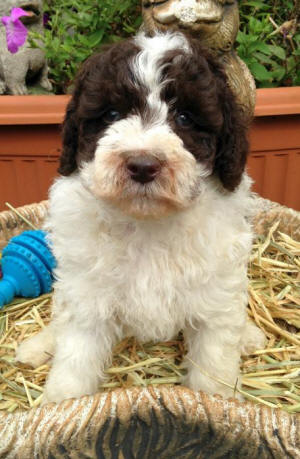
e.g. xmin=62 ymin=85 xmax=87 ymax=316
xmin=0 ymin=230 xmax=56 ymax=308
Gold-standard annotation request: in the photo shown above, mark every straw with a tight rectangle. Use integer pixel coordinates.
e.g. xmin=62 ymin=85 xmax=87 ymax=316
xmin=5 ymin=203 xmax=37 ymax=230
xmin=0 ymin=222 xmax=299 ymax=413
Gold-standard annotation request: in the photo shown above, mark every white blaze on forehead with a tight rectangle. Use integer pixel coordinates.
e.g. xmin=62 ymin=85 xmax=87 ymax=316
xmin=133 ymin=31 xmax=190 ymax=91
xmin=132 ymin=32 xmax=190 ymax=125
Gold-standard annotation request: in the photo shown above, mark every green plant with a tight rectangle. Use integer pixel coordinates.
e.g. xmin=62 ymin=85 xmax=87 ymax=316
xmin=237 ymin=0 xmax=300 ymax=87
xmin=30 ymin=0 xmax=141 ymax=93
xmin=30 ymin=0 xmax=299 ymax=92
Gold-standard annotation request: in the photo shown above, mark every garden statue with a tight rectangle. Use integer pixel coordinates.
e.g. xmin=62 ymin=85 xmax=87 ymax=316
xmin=142 ymin=0 xmax=256 ymax=119
xmin=0 ymin=0 xmax=52 ymax=95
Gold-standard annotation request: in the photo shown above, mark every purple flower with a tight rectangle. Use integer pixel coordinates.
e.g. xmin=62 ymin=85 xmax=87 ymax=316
xmin=43 ymin=13 xmax=50 ymax=27
xmin=1 ymin=8 xmax=29 ymax=54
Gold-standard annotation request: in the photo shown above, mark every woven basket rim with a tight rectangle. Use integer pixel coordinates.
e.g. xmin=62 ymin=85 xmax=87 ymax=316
xmin=0 ymin=385 xmax=299 ymax=457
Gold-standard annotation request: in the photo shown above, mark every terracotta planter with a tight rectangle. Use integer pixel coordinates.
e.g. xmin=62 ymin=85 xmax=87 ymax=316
xmin=248 ymin=87 xmax=300 ymax=211
xmin=0 ymin=96 xmax=68 ymax=212
xmin=0 ymin=88 xmax=299 ymax=211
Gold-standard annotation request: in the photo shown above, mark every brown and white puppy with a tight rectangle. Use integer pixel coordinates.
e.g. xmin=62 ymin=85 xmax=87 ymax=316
xmin=16 ymin=31 xmax=265 ymax=404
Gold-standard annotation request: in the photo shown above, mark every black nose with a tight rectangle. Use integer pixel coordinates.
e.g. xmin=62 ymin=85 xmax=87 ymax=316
xmin=127 ymin=155 xmax=161 ymax=184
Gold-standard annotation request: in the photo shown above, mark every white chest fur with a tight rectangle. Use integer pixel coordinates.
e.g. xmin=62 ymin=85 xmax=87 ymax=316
xmin=46 ymin=174 xmax=253 ymax=342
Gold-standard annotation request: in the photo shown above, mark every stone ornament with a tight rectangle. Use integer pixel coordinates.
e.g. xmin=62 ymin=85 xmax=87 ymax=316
xmin=142 ymin=0 xmax=256 ymax=119
xmin=0 ymin=0 xmax=52 ymax=95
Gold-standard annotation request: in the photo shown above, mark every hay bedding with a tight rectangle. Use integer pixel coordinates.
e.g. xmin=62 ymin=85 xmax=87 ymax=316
xmin=0 ymin=224 xmax=299 ymax=414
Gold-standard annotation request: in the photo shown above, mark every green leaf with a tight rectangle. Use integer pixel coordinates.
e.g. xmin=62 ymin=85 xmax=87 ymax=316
xmin=271 ymin=67 xmax=286 ymax=81
xmin=87 ymin=30 xmax=105 ymax=47
xmin=293 ymin=75 xmax=300 ymax=86
xmin=253 ymin=52 xmax=277 ymax=65
xmin=287 ymin=56 xmax=297 ymax=72
xmin=236 ymin=31 xmax=249 ymax=45
xmin=241 ymin=56 xmax=257 ymax=66
xmin=249 ymin=41 xmax=272 ymax=55
xmin=241 ymin=1 xmax=269 ymax=9
xmin=268 ymin=45 xmax=286 ymax=60
xmin=249 ymin=17 xmax=264 ymax=35
xmin=249 ymin=62 xmax=272 ymax=82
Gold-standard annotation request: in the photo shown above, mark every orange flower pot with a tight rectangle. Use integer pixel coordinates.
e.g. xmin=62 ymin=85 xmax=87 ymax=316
xmin=248 ymin=87 xmax=300 ymax=211
xmin=0 ymin=88 xmax=299 ymax=211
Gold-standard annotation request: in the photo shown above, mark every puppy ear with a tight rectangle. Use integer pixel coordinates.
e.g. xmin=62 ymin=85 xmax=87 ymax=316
xmin=58 ymin=56 xmax=97 ymax=176
xmin=58 ymin=98 xmax=78 ymax=176
xmin=214 ymin=82 xmax=249 ymax=191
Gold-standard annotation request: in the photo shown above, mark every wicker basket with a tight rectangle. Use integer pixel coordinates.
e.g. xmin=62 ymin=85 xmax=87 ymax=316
xmin=0 ymin=198 xmax=299 ymax=458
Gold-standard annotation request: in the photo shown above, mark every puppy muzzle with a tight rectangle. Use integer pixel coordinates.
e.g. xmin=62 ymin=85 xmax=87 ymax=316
xmin=126 ymin=155 xmax=162 ymax=184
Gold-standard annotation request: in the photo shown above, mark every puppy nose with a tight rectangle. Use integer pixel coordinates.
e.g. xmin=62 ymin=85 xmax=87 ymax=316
xmin=127 ymin=155 xmax=161 ymax=184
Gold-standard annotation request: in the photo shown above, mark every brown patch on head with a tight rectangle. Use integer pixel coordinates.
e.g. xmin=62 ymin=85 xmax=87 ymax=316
xmin=159 ymin=40 xmax=249 ymax=190
xmin=58 ymin=40 xmax=144 ymax=176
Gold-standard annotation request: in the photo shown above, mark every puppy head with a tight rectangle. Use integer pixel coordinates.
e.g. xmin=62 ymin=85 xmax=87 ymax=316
xmin=59 ymin=32 xmax=248 ymax=219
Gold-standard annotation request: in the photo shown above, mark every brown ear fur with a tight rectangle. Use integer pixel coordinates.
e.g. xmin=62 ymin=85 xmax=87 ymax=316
xmin=214 ymin=81 xmax=249 ymax=191
xmin=58 ymin=98 xmax=78 ymax=176
xmin=210 ymin=61 xmax=249 ymax=191
xmin=58 ymin=54 xmax=106 ymax=176
xmin=185 ymin=38 xmax=250 ymax=191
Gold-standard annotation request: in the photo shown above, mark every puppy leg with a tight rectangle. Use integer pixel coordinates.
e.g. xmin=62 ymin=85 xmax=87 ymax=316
xmin=183 ymin=324 xmax=242 ymax=399
xmin=16 ymin=325 xmax=55 ymax=368
xmin=241 ymin=320 xmax=266 ymax=355
xmin=42 ymin=321 xmax=117 ymax=404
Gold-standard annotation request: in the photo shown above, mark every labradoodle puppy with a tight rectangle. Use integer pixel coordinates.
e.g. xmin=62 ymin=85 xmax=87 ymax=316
xmin=16 ymin=31 xmax=265 ymax=403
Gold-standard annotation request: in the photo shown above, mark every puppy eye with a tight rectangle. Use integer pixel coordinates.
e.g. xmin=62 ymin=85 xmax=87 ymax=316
xmin=175 ymin=112 xmax=195 ymax=128
xmin=103 ymin=109 xmax=121 ymax=124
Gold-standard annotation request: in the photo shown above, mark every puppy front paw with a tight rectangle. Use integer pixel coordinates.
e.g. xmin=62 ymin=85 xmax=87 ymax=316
xmin=42 ymin=382 xmax=95 ymax=406
xmin=184 ymin=370 xmax=242 ymax=400
xmin=241 ymin=321 xmax=267 ymax=355
xmin=16 ymin=328 xmax=54 ymax=368
xmin=42 ymin=366 xmax=99 ymax=405
xmin=16 ymin=340 xmax=43 ymax=368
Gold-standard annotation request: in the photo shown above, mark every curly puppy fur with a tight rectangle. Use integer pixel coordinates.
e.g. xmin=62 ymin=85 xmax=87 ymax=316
xmin=16 ymin=31 xmax=265 ymax=403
